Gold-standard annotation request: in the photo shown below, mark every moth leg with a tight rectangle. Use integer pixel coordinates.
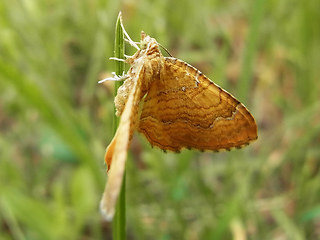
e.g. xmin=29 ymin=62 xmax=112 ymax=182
xmin=98 ymin=72 xmax=129 ymax=83
xmin=124 ymin=54 xmax=133 ymax=59
xmin=109 ymin=57 xmax=126 ymax=62
xmin=109 ymin=55 xmax=133 ymax=62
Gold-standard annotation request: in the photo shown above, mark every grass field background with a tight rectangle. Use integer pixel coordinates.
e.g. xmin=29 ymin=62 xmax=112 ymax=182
xmin=1 ymin=0 xmax=320 ymax=239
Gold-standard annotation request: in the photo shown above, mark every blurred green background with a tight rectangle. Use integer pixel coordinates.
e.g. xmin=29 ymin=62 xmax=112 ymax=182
xmin=1 ymin=0 xmax=320 ymax=239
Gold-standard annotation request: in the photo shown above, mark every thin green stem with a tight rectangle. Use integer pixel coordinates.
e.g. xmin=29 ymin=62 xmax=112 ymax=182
xmin=112 ymin=12 xmax=126 ymax=240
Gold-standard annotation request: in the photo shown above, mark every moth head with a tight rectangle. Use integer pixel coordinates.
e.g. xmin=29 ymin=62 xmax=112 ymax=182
xmin=140 ymin=31 xmax=160 ymax=55
xmin=140 ymin=31 xmax=149 ymax=49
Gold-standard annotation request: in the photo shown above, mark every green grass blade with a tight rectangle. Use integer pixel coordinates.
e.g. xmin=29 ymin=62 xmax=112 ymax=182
xmin=112 ymin=11 xmax=126 ymax=240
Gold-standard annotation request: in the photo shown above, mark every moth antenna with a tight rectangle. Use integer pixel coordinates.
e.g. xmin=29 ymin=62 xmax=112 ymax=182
xmin=124 ymin=38 xmax=140 ymax=45
xmin=159 ymin=43 xmax=173 ymax=57
xmin=120 ymin=22 xmax=140 ymax=50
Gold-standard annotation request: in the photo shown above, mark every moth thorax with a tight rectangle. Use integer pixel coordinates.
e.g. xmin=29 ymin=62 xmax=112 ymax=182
xmin=143 ymin=56 xmax=162 ymax=85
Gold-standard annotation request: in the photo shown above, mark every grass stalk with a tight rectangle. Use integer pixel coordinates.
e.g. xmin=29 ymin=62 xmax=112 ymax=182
xmin=112 ymin=12 xmax=126 ymax=240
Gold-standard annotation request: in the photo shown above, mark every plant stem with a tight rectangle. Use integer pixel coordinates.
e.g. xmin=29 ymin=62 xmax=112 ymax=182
xmin=112 ymin=12 xmax=126 ymax=240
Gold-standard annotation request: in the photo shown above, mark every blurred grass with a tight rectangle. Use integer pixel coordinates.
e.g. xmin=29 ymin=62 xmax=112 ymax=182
xmin=0 ymin=0 xmax=320 ymax=239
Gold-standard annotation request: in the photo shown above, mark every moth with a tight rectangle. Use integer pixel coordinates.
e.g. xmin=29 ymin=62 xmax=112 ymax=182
xmin=100 ymin=31 xmax=257 ymax=220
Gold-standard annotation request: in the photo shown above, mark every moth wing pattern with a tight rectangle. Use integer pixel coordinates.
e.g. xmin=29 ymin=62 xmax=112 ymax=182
xmin=138 ymin=57 xmax=257 ymax=152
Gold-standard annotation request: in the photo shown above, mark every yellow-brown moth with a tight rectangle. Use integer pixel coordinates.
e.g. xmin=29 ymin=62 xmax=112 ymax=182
xmin=100 ymin=32 xmax=257 ymax=220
